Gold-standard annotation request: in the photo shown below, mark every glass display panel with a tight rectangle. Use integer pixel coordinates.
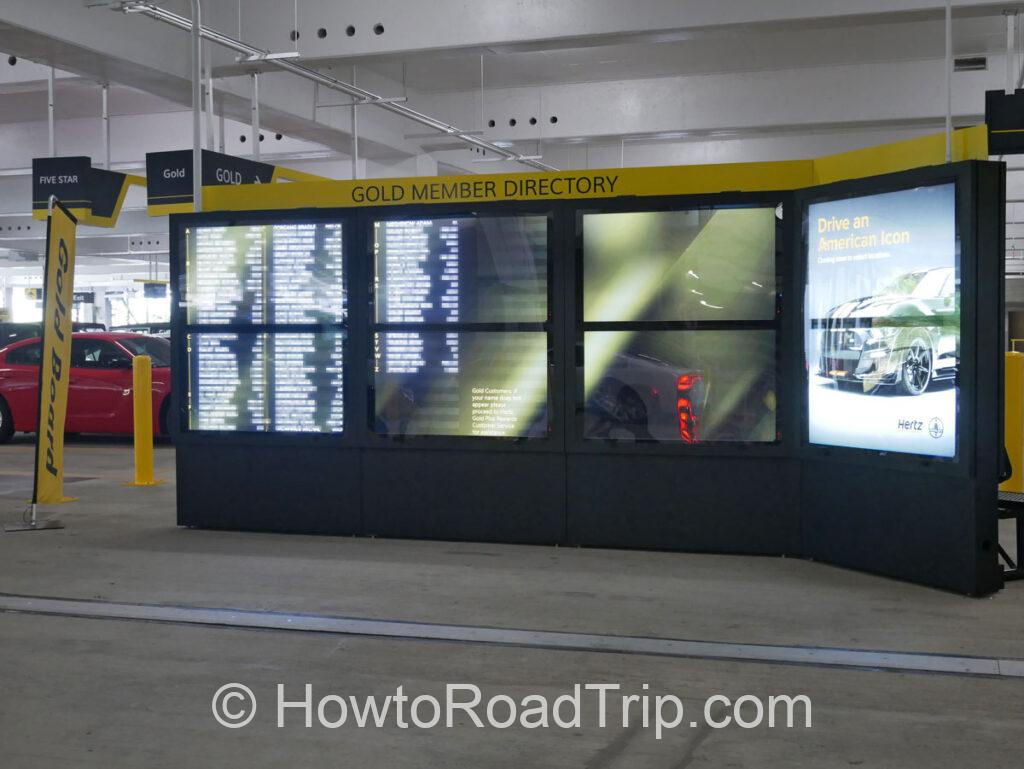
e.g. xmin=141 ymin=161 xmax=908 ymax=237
xmin=188 ymin=331 xmax=345 ymax=433
xmin=583 ymin=207 xmax=777 ymax=322
xmin=805 ymin=183 xmax=958 ymax=458
xmin=186 ymin=222 xmax=345 ymax=324
xmin=583 ymin=330 xmax=776 ymax=443
xmin=374 ymin=216 xmax=547 ymax=323
xmin=374 ymin=331 xmax=548 ymax=437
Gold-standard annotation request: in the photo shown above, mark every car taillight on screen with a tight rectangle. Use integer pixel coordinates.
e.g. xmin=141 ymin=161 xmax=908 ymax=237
xmin=677 ymin=373 xmax=703 ymax=444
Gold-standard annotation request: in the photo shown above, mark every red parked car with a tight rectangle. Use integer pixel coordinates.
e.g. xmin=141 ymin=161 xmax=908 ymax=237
xmin=0 ymin=332 xmax=172 ymax=444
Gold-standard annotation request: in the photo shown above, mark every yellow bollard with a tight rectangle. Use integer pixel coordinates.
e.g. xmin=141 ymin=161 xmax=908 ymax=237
xmin=1001 ymin=352 xmax=1024 ymax=493
xmin=126 ymin=355 xmax=162 ymax=487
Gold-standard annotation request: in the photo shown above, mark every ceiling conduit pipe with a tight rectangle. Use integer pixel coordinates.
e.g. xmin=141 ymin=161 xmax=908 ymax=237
xmin=116 ymin=1 xmax=558 ymax=172
xmin=190 ymin=0 xmax=202 ymax=211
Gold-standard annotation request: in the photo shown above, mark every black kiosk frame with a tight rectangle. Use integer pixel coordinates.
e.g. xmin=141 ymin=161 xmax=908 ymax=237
xmin=168 ymin=160 xmax=1005 ymax=596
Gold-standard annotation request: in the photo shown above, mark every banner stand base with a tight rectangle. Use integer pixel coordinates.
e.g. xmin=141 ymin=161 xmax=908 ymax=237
xmin=3 ymin=501 xmax=70 ymax=532
xmin=4 ymin=519 xmax=64 ymax=533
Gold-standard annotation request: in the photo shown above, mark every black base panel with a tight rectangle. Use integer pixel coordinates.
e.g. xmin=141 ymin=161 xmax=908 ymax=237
xmin=362 ymin=449 xmax=565 ymax=544
xmin=176 ymin=444 xmax=362 ymax=535
xmin=801 ymin=460 xmax=1002 ymax=595
xmin=566 ymin=454 xmax=801 ymax=555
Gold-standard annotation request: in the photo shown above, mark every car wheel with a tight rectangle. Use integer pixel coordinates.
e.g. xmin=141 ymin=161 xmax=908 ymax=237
xmin=0 ymin=397 xmax=13 ymax=444
xmin=898 ymin=336 xmax=932 ymax=396
xmin=588 ymin=380 xmax=651 ymax=438
xmin=611 ymin=387 xmax=647 ymax=426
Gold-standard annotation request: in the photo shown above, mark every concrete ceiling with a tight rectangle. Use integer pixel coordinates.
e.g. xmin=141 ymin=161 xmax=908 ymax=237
xmin=357 ymin=14 xmax=1013 ymax=93
xmin=0 ymin=77 xmax=183 ymax=123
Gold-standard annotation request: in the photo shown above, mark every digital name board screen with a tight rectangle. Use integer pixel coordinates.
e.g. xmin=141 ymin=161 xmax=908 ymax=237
xmin=374 ymin=330 xmax=548 ymax=437
xmin=188 ymin=332 xmax=345 ymax=433
xmin=374 ymin=216 xmax=547 ymax=324
xmin=187 ymin=222 xmax=345 ymax=325
xmin=805 ymin=183 xmax=958 ymax=457
xmin=373 ymin=215 xmax=549 ymax=438
xmin=185 ymin=220 xmax=347 ymax=434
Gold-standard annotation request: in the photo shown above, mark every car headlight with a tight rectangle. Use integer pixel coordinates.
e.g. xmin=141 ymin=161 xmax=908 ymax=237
xmin=867 ymin=326 xmax=899 ymax=340
xmin=862 ymin=327 xmax=899 ymax=357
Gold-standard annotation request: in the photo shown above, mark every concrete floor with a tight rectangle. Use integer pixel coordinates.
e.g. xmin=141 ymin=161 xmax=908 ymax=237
xmin=0 ymin=436 xmax=1022 ymax=767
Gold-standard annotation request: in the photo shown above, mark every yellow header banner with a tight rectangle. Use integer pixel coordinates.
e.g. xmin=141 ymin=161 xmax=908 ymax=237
xmin=203 ymin=160 xmax=813 ymax=212
xmin=812 ymin=124 xmax=989 ymax=185
xmin=199 ymin=126 xmax=989 ymax=214
xmin=33 ymin=202 xmax=78 ymax=505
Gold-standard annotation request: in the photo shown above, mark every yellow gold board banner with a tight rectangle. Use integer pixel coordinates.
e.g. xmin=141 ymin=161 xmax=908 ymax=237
xmin=33 ymin=202 xmax=77 ymax=505
xmin=202 ymin=160 xmax=813 ymax=212
xmin=199 ymin=125 xmax=988 ymax=214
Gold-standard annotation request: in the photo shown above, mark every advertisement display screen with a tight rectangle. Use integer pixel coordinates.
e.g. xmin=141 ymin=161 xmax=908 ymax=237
xmin=805 ymin=183 xmax=958 ymax=457
xmin=583 ymin=330 xmax=776 ymax=442
xmin=187 ymin=331 xmax=345 ymax=433
xmin=186 ymin=222 xmax=345 ymax=325
xmin=583 ymin=207 xmax=777 ymax=322
xmin=374 ymin=331 xmax=548 ymax=437
xmin=374 ymin=216 xmax=547 ymax=324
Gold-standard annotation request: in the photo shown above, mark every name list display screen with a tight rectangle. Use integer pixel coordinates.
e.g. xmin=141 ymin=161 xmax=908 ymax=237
xmin=185 ymin=221 xmax=347 ymax=434
xmin=187 ymin=223 xmax=345 ymax=325
xmin=373 ymin=215 xmax=549 ymax=438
